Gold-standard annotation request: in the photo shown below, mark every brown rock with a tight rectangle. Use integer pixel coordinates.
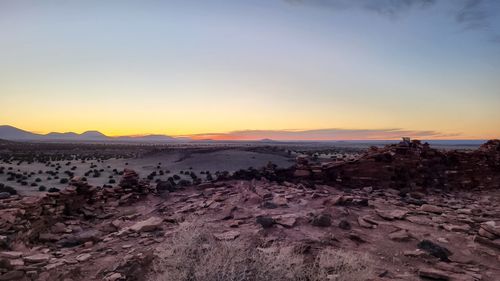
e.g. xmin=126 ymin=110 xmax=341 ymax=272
xmin=311 ymin=213 xmax=332 ymax=227
xmin=388 ymin=229 xmax=412 ymax=242
xmin=478 ymin=227 xmax=497 ymax=239
xmin=420 ymin=204 xmax=444 ymax=214
xmin=273 ymin=214 xmax=298 ymax=228
xmin=480 ymin=221 xmax=500 ymax=237
xmin=293 ymin=169 xmax=311 ymax=177
xmin=0 ymin=252 xmax=22 ymax=259
xmin=0 ymin=270 xmax=24 ymax=280
xmin=130 ymin=217 xmax=163 ymax=232
xmin=214 ymin=231 xmax=240 ymax=241
xmin=418 ymin=268 xmax=451 ymax=280
xmin=376 ymin=209 xmax=407 ymax=220
xmin=358 ymin=217 xmax=375 ymax=229
xmin=24 ymin=254 xmax=50 ymax=264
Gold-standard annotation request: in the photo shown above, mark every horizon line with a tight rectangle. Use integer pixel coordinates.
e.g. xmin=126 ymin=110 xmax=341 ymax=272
xmin=0 ymin=124 xmax=496 ymax=142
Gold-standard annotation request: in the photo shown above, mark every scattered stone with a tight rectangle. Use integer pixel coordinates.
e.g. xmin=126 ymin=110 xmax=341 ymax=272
xmin=376 ymin=209 xmax=407 ymax=220
xmin=474 ymin=235 xmax=500 ymax=250
xmin=311 ymin=213 xmax=332 ymax=227
xmin=23 ymin=254 xmax=50 ymax=264
xmin=358 ymin=216 xmax=375 ymax=229
xmin=0 ymin=270 xmax=24 ymax=281
xmin=418 ymin=268 xmax=451 ymax=280
xmin=214 ymin=231 xmax=240 ymax=241
xmin=479 ymin=221 xmax=500 ymax=238
xmin=0 ymin=251 xmax=22 ymax=259
xmin=420 ymin=204 xmax=444 ymax=214
xmin=105 ymin=272 xmax=125 ymax=281
xmin=403 ymin=249 xmax=429 ymax=258
xmin=130 ymin=217 xmax=163 ymax=232
xmin=76 ymin=253 xmax=91 ymax=262
xmin=388 ymin=229 xmax=412 ymax=242
xmin=273 ymin=214 xmax=298 ymax=228
xmin=442 ymin=224 xmax=470 ymax=233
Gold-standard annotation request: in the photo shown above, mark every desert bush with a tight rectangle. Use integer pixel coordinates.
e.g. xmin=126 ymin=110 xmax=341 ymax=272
xmin=0 ymin=184 xmax=17 ymax=195
xmin=150 ymin=225 xmax=373 ymax=281
xmin=48 ymin=187 xmax=60 ymax=193
xmin=177 ymin=179 xmax=192 ymax=187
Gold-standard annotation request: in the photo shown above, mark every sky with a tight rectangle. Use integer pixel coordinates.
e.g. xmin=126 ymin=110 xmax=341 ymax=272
xmin=1 ymin=0 xmax=499 ymax=140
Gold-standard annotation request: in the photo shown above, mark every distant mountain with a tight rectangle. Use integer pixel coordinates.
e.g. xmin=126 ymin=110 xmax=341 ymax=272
xmin=80 ymin=131 xmax=108 ymax=140
xmin=0 ymin=125 xmax=187 ymax=143
xmin=0 ymin=125 xmax=44 ymax=140
xmin=45 ymin=130 xmax=107 ymax=141
xmin=259 ymin=138 xmax=278 ymax=143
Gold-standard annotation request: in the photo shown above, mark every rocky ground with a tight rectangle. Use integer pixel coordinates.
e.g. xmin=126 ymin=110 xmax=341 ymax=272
xmin=0 ymin=140 xmax=499 ymax=281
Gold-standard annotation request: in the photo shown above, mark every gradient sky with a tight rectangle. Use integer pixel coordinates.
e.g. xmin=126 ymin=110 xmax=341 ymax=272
xmin=1 ymin=0 xmax=499 ymax=140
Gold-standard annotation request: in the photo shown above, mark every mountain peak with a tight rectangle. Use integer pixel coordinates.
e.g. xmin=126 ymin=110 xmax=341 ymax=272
xmin=0 ymin=125 xmax=186 ymax=142
xmin=81 ymin=131 xmax=106 ymax=137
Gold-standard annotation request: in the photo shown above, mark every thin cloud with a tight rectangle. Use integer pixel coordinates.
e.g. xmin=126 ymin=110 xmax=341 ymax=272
xmin=189 ymin=128 xmax=460 ymax=141
xmin=456 ymin=0 xmax=489 ymax=30
xmin=285 ymin=0 xmax=437 ymax=18
xmin=284 ymin=0 xmax=499 ymax=34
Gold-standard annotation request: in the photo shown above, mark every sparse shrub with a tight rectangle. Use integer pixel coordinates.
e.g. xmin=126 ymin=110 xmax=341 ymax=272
xmin=59 ymin=178 xmax=69 ymax=184
xmin=0 ymin=184 xmax=17 ymax=195
xmin=109 ymin=179 xmax=116 ymax=184
xmin=48 ymin=187 xmax=60 ymax=193
xmin=177 ymin=179 xmax=192 ymax=187
xmin=150 ymin=225 xmax=373 ymax=281
xmin=38 ymin=186 xmax=46 ymax=192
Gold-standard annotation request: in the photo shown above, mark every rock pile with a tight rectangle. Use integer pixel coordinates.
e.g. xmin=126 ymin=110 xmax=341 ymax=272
xmin=0 ymin=170 xmax=154 ymax=247
xmin=292 ymin=138 xmax=500 ymax=192
xmin=119 ymin=169 xmax=149 ymax=193
xmin=0 ymin=169 xmax=166 ymax=280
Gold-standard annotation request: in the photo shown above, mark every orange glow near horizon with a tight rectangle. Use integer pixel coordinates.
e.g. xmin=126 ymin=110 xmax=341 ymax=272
xmin=1 ymin=1 xmax=499 ymax=142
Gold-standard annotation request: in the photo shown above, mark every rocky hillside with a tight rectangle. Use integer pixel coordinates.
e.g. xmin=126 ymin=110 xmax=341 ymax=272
xmin=1 ymin=140 xmax=500 ymax=281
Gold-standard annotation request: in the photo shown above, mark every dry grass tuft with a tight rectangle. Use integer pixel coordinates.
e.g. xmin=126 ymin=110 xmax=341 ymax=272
xmin=150 ymin=224 xmax=373 ymax=281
